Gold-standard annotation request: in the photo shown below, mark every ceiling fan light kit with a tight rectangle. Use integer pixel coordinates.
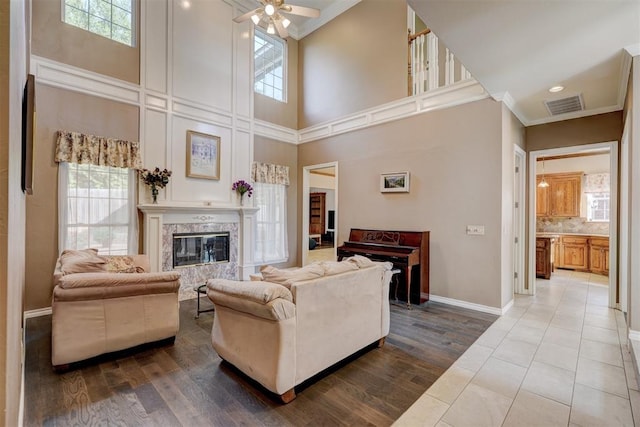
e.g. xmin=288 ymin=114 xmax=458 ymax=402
xmin=233 ymin=0 xmax=320 ymax=38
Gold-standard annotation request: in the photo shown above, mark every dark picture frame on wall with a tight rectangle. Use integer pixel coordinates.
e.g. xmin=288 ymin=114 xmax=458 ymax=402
xmin=21 ymin=73 xmax=35 ymax=195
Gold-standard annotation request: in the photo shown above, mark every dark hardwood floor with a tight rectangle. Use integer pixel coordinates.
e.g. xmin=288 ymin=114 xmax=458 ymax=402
xmin=24 ymin=298 xmax=496 ymax=426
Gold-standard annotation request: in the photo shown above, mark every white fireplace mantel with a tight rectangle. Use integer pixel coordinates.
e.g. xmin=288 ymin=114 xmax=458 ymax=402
xmin=138 ymin=204 xmax=259 ymax=280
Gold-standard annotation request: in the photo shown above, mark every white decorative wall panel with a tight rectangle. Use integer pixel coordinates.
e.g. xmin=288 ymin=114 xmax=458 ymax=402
xmin=234 ymin=20 xmax=253 ymax=119
xmin=144 ymin=0 xmax=168 ymax=93
xmin=172 ymin=0 xmax=233 ymax=112
xmin=233 ymin=130 xmax=252 ymax=184
xmin=144 ymin=109 xmax=168 ymax=167
xmin=171 ymin=116 xmax=233 ymax=204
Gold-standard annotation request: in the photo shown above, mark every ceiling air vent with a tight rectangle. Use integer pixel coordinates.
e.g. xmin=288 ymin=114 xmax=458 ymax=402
xmin=544 ymin=94 xmax=584 ymax=116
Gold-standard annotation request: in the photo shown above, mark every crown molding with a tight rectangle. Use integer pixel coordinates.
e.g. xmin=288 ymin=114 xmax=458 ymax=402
xmin=625 ymin=43 xmax=640 ymax=57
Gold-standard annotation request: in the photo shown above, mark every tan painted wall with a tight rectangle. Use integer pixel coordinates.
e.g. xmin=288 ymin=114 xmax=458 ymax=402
xmin=526 ymin=111 xmax=623 ymax=151
xmin=32 ymin=0 xmax=140 ymax=84
xmin=298 ymin=0 xmax=407 ymax=128
xmin=25 ymin=85 xmax=139 ymax=310
xmin=298 ymin=98 xmax=506 ymax=308
xmin=1 ymin=0 xmax=28 ymax=424
xmin=253 ymin=136 xmax=299 ymax=267
xmin=254 ymin=37 xmax=298 ymax=129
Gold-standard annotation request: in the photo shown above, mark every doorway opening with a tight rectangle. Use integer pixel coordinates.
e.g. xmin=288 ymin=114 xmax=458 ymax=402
xmin=302 ymin=162 xmax=338 ymax=266
xmin=528 ymin=142 xmax=618 ymax=308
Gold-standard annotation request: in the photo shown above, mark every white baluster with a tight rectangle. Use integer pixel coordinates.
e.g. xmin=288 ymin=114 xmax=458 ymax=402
xmin=426 ymin=33 xmax=438 ymax=90
xmin=418 ymin=34 xmax=425 ymax=94
xmin=461 ymin=64 xmax=472 ymax=80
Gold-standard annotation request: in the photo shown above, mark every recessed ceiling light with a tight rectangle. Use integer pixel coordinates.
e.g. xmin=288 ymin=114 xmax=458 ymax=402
xmin=180 ymin=0 xmax=191 ymax=9
xmin=549 ymin=86 xmax=564 ymax=93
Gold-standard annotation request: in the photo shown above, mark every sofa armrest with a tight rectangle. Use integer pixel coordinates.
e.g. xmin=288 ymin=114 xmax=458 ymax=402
xmin=207 ymin=279 xmax=295 ymax=321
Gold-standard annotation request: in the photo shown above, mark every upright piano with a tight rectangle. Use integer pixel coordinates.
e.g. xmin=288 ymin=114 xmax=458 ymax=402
xmin=337 ymin=229 xmax=429 ymax=307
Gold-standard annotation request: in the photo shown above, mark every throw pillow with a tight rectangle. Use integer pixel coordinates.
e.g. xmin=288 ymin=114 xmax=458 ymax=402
xmin=103 ymin=256 xmax=138 ymax=273
xmin=345 ymin=254 xmax=376 ymax=268
xmin=59 ymin=248 xmax=106 ymax=274
xmin=249 ymin=273 xmax=264 ymax=281
xmin=260 ymin=263 xmax=324 ymax=287
xmin=320 ymin=260 xmax=359 ymax=276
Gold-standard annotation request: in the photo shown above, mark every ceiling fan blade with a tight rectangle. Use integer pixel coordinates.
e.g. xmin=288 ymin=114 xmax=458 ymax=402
xmin=274 ymin=19 xmax=289 ymax=38
xmin=281 ymin=4 xmax=320 ymax=18
xmin=233 ymin=7 xmax=261 ymax=23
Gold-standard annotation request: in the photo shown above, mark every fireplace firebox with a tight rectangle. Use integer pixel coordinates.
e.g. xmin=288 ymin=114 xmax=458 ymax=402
xmin=173 ymin=232 xmax=230 ymax=268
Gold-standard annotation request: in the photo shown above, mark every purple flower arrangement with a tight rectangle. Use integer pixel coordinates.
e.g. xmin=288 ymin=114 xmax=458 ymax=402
xmin=232 ymin=179 xmax=253 ymax=197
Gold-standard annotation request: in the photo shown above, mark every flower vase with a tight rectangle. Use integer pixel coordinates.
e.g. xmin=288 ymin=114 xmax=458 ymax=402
xmin=240 ymin=194 xmax=245 ymax=206
xmin=151 ymin=185 xmax=159 ymax=204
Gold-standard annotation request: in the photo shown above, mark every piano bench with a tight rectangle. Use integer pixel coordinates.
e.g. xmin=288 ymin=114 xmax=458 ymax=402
xmin=389 ymin=268 xmax=405 ymax=307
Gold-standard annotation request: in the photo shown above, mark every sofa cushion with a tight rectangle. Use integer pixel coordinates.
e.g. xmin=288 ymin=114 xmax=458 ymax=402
xmin=259 ymin=264 xmax=324 ymax=287
xmin=59 ymin=249 xmax=106 ymax=274
xmin=320 ymin=260 xmax=359 ymax=276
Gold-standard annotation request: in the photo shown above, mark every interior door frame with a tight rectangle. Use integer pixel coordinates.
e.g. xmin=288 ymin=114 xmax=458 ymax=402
xmin=302 ymin=162 xmax=338 ymax=266
xmin=527 ymin=142 xmax=618 ymax=307
xmin=514 ymin=145 xmax=527 ymax=294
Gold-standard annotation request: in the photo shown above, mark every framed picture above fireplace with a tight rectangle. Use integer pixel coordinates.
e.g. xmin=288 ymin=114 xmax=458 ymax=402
xmin=186 ymin=130 xmax=220 ymax=180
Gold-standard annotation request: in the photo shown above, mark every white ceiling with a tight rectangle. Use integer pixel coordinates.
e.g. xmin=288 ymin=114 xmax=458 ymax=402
xmin=407 ymin=0 xmax=640 ymax=126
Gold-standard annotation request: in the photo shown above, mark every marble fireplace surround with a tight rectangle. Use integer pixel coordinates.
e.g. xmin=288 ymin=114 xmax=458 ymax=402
xmin=138 ymin=204 xmax=259 ymax=285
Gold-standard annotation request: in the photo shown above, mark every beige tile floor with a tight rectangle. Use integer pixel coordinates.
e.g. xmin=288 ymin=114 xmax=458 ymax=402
xmin=395 ymin=270 xmax=639 ymax=426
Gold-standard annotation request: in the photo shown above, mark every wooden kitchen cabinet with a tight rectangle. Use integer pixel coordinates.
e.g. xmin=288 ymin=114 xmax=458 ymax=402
xmin=590 ymin=237 xmax=609 ymax=276
xmin=557 ymin=236 xmax=589 ymax=271
xmin=536 ymin=237 xmax=552 ymax=279
xmin=536 ymin=177 xmax=549 ymax=217
xmin=536 ymin=172 xmax=582 ymax=217
xmin=309 ymin=192 xmax=326 ymax=235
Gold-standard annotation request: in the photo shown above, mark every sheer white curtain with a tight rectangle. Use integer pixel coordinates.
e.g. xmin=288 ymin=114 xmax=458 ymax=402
xmin=58 ymin=163 xmax=138 ymax=255
xmin=254 ymin=182 xmax=288 ymax=264
xmin=252 ymin=162 xmax=290 ymax=264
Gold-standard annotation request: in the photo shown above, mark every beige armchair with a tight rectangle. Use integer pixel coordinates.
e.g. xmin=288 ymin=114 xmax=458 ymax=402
xmin=51 ymin=249 xmax=181 ymax=369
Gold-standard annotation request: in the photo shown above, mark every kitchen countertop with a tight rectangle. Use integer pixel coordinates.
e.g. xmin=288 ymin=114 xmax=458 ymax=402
xmin=536 ymin=232 xmax=609 ymax=237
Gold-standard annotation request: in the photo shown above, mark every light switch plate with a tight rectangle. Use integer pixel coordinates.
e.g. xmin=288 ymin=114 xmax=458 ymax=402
xmin=466 ymin=225 xmax=485 ymax=235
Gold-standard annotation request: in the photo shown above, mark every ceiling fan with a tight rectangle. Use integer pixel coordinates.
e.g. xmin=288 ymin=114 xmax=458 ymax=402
xmin=233 ymin=0 xmax=320 ymax=38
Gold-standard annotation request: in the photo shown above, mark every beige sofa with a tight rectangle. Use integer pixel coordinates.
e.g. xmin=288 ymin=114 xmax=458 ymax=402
xmin=206 ymin=257 xmax=392 ymax=402
xmin=52 ymin=250 xmax=181 ymax=368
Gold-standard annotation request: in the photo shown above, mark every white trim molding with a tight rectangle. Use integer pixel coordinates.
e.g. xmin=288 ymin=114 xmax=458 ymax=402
xmin=429 ymin=294 xmax=509 ymax=316
xmin=29 ymin=56 xmax=491 ymax=148
xmin=298 ymin=79 xmax=488 ymax=144
xmin=31 ymin=55 xmax=141 ymax=106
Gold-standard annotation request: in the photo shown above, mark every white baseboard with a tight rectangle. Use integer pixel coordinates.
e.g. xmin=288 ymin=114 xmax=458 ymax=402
xmin=23 ymin=307 xmax=52 ymax=319
xmin=429 ymin=294 xmax=505 ymax=316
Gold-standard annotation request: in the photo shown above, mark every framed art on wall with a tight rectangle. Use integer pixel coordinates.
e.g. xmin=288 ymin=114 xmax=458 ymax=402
xmin=186 ymin=130 xmax=220 ymax=180
xmin=21 ymin=73 xmax=35 ymax=195
xmin=380 ymin=171 xmax=410 ymax=193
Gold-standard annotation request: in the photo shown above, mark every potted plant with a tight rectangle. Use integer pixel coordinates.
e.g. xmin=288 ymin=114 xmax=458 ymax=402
xmin=232 ymin=179 xmax=253 ymax=206
xmin=140 ymin=167 xmax=172 ymax=204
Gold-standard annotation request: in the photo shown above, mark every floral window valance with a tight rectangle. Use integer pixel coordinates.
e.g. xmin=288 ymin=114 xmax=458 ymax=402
xmin=55 ymin=130 xmax=142 ymax=169
xmin=251 ymin=162 xmax=290 ymax=186
xmin=584 ymin=173 xmax=610 ymax=193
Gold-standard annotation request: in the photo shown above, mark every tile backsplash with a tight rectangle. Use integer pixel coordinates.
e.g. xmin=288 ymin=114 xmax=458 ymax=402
xmin=537 ymin=217 xmax=609 ymax=235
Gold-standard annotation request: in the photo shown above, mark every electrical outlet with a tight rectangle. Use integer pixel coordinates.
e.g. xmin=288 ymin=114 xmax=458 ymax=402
xmin=466 ymin=225 xmax=485 ymax=235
